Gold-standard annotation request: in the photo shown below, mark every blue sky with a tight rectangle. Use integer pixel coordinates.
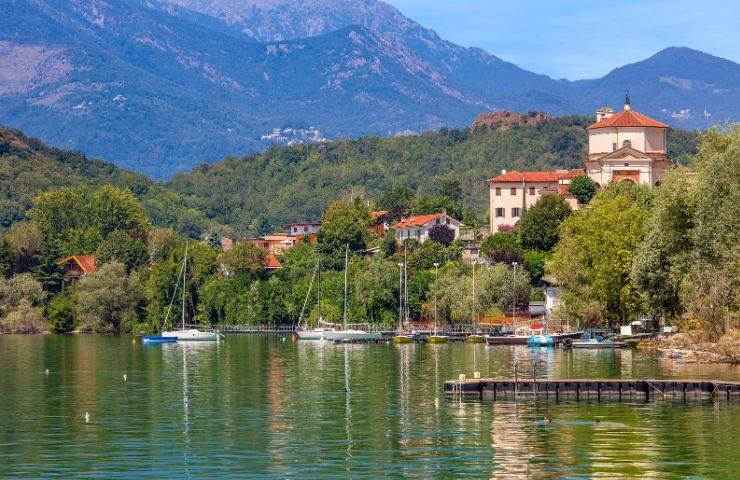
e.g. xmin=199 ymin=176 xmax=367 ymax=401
xmin=385 ymin=0 xmax=739 ymax=80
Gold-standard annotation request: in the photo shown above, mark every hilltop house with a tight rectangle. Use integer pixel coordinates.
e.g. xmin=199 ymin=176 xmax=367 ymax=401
xmin=489 ymin=99 xmax=671 ymax=233
xmin=394 ymin=212 xmax=462 ymax=243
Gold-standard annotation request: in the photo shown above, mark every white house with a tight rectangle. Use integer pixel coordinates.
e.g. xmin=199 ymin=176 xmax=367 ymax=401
xmin=393 ymin=213 xmax=462 ymax=243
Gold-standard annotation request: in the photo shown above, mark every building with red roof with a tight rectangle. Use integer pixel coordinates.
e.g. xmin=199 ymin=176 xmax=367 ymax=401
xmin=58 ymin=255 xmax=97 ymax=284
xmin=489 ymin=99 xmax=672 ymax=233
xmin=393 ymin=212 xmax=462 ymax=243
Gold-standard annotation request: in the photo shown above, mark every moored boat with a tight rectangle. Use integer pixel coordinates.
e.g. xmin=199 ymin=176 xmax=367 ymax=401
xmin=142 ymin=335 xmax=177 ymax=344
xmin=527 ymin=334 xmax=555 ymax=347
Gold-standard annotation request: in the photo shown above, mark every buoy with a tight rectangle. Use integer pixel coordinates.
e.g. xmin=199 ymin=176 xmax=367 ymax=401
xmin=44 ymin=369 xmax=49 ymax=376
xmin=123 ymin=374 xmax=128 ymax=382
xmin=84 ymin=412 xmax=91 ymax=424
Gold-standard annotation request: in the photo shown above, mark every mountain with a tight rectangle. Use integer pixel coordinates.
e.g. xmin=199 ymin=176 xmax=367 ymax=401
xmin=0 ymin=0 xmax=736 ymax=178
xmin=0 ymin=126 xmax=214 ymax=236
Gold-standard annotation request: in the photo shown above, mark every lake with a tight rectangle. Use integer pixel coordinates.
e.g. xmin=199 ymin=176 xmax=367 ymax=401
xmin=1 ymin=335 xmax=738 ymax=479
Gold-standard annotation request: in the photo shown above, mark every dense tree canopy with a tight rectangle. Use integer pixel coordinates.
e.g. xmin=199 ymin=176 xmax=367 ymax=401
xmin=549 ymin=182 xmax=652 ymax=327
xmin=519 ymin=194 xmax=572 ymax=251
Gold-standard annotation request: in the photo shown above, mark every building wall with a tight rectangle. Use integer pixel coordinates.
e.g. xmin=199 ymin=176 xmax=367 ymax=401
xmin=588 ymin=127 xmax=666 ymax=155
xmin=396 ymin=218 xmax=461 ymax=243
xmin=587 ymin=156 xmax=655 ymax=186
xmin=489 ymin=181 xmax=568 ymax=233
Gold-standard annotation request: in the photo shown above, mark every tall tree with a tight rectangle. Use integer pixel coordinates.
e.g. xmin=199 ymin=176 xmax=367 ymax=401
xmin=549 ymin=183 xmax=652 ymax=327
xmin=519 ymin=194 xmax=572 ymax=251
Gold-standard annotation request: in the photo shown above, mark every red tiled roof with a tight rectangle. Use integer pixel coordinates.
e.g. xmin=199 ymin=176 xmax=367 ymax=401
xmin=60 ymin=255 xmax=97 ymax=274
xmin=394 ymin=213 xmax=450 ymax=229
xmin=489 ymin=169 xmax=583 ymax=183
xmin=588 ymin=109 xmax=668 ymax=130
xmin=264 ymin=254 xmax=282 ymax=270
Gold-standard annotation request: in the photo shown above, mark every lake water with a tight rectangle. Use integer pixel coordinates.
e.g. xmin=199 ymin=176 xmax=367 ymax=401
xmin=1 ymin=335 xmax=738 ymax=479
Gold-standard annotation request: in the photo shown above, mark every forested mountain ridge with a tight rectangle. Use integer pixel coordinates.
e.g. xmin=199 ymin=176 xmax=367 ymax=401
xmin=0 ymin=127 xmax=213 ymax=236
xmin=0 ymin=0 xmax=733 ymax=178
xmin=167 ymin=116 xmax=700 ymax=236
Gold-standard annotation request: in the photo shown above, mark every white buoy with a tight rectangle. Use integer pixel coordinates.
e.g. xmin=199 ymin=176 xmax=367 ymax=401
xmin=44 ymin=369 xmax=49 ymax=376
xmin=84 ymin=412 xmax=90 ymax=424
xmin=123 ymin=374 xmax=128 ymax=382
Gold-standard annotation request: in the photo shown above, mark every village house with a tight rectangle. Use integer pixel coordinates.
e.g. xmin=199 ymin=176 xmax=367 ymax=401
xmin=393 ymin=212 xmax=462 ymax=243
xmin=287 ymin=222 xmax=321 ymax=237
xmin=489 ymin=98 xmax=671 ymax=233
xmin=58 ymin=255 xmax=97 ymax=284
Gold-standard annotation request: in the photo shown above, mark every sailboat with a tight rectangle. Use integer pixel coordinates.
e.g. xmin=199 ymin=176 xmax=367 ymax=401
xmin=295 ymin=259 xmax=339 ymax=340
xmin=160 ymin=242 xmax=219 ymax=342
xmin=299 ymin=245 xmax=382 ymax=342
xmin=466 ymin=260 xmax=486 ymax=343
xmin=393 ymin=255 xmax=414 ymax=344
xmin=427 ymin=262 xmax=448 ymax=344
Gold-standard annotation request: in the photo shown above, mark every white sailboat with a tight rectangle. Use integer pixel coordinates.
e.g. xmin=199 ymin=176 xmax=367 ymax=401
xmin=295 ymin=259 xmax=339 ymax=340
xmin=297 ymin=245 xmax=381 ymax=342
xmin=162 ymin=242 xmax=219 ymax=342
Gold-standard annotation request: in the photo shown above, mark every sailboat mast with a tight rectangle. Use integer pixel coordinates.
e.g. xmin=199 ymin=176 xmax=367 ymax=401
xmin=181 ymin=242 xmax=188 ymax=330
xmin=343 ymin=244 xmax=349 ymax=329
xmin=403 ymin=244 xmax=408 ymax=324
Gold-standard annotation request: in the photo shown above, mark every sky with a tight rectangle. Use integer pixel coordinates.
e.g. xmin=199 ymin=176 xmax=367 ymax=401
xmin=385 ymin=0 xmax=740 ymax=80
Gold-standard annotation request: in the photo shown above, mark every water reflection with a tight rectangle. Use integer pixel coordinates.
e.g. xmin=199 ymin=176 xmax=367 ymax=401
xmin=0 ymin=336 xmax=738 ymax=479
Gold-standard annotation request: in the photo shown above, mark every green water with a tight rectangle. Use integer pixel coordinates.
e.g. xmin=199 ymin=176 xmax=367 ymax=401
xmin=1 ymin=336 xmax=738 ymax=479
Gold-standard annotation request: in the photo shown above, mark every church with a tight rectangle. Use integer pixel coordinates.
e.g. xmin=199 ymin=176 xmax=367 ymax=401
xmin=489 ymin=99 xmax=670 ymax=233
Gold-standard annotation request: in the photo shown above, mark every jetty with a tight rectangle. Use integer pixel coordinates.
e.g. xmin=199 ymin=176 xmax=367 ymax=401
xmin=445 ymin=378 xmax=740 ymax=401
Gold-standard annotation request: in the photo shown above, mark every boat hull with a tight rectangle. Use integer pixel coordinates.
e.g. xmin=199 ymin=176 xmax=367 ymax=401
xmin=161 ymin=329 xmax=219 ymax=341
xmin=527 ymin=335 xmax=555 ymax=347
xmin=297 ymin=329 xmax=382 ymax=342
xmin=427 ymin=335 xmax=449 ymax=344
xmin=486 ymin=335 xmax=529 ymax=345
xmin=142 ymin=336 xmax=177 ymax=344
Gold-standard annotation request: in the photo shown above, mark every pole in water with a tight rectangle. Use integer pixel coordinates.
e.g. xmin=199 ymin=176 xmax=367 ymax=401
xmin=84 ymin=412 xmax=91 ymax=424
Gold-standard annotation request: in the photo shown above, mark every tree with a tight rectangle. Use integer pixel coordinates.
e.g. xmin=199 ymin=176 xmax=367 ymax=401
xmin=480 ymin=232 xmax=522 ymax=264
xmin=428 ymin=224 xmax=455 ymax=246
xmin=30 ymin=185 xmax=150 ymax=255
xmin=630 ymin=168 xmax=695 ymax=322
xmin=549 ymin=183 xmax=651 ymax=327
xmin=3 ymin=222 xmax=43 ymax=273
xmin=523 ymin=250 xmax=549 ymax=285
xmin=519 ymin=194 xmax=571 ymax=251
xmin=96 ymin=230 xmax=149 ymax=271
xmin=381 ymin=229 xmax=397 ymax=257
xmin=147 ymin=228 xmax=177 ymax=263
xmin=75 ymin=262 xmax=144 ymax=334
xmin=47 ymin=294 xmax=76 ymax=334
xmin=317 ymin=196 xmax=371 ymax=259
xmin=569 ymin=175 xmax=598 ymax=204
xmin=218 ymin=241 xmax=265 ymax=278
xmin=0 ymin=273 xmax=48 ymax=334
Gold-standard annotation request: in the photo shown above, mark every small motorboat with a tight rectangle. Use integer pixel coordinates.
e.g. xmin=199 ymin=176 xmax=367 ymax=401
xmin=466 ymin=334 xmax=486 ymax=343
xmin=393 ymin=334 xmax=415 ymax=344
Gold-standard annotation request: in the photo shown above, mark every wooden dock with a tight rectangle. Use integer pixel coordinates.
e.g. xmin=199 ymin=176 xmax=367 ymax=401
xmin=445 ymin=378 xmax=740 ymax=401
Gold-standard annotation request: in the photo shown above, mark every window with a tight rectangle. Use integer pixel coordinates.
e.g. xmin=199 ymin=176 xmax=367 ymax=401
xmin=495 ymin=208 xmax=505 ymax=218
xmin=495 ymin=187 xmax=501 ymax=196
xmin=512 ymin=208 xmax=521 ymax=218
xmin=511 ymin=188 xmax=517 ymax=195
xmin=528 ymin=187 xmax=535 ymax=195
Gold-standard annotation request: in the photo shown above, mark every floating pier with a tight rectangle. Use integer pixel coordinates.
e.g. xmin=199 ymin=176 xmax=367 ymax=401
xmin=445 ymin=378 xmax=740 ymax=401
